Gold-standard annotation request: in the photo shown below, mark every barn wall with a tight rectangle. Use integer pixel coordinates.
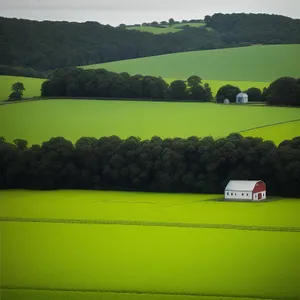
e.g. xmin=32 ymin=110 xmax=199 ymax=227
xmin=225 ymin=190 xmax=252 ymax=200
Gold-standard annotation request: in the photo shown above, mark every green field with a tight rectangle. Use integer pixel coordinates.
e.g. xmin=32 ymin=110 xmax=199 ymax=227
xmin=1 ymin=100 xmax=299 ymax=145
xmin=1 ymin=190 xmax=300 ymax=300
xmin=0 ymin=76 xmax=45 ymax=102
xmin=84 ymin=45 xmax=300 ymax=82
xmin=126 ymin=22 xmax=206 ymax=34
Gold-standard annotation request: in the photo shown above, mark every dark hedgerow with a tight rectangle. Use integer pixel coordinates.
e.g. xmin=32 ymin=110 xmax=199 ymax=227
xmin=0 ymin=134 xmax=300 ymax=197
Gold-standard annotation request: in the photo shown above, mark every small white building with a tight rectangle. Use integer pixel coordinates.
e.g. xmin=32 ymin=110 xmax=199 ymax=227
xmin=225 ymin=180 xmax=266 ymax=201
xmin=236 ymin=93 xmax=248 ymax=104
xmin=223 ymin=99 xmax=230 ymax=104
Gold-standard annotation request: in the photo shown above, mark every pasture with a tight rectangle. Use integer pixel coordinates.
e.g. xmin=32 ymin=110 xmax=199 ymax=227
xmin=83 ymin=45 xmax=300 ymax=82
xmin=126 ymin=22 xmax=206 ymax=34
xmin=1 ymin=100 xmax=299 ymax=146
xmin=1 ymin=190 xmax=300 ymax=300
xmin=0 ymin=76 xmax=45 ymax=102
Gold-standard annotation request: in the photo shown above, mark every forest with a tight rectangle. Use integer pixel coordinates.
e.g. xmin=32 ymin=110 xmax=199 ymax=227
xmin=1 ymin=134 xmax=299 ymax=197
xmin=40 ymin=68 xmax=213 ymax=101
xmin=1 ymin=13 xmax=300 ymax=70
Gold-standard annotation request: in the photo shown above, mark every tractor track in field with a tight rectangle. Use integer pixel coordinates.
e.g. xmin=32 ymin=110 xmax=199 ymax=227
xmin=1 ymin=217 xmax=299 ymax=232
xmin=238 ymin=118 xmax=300 ymax=134
xmin=1 ymin=286 xmax=297 ymax=300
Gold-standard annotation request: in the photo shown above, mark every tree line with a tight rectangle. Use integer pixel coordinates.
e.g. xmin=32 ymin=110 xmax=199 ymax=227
xmin=41 ymin=68 xmax=213 ymax=101
xmin=1 ymin=13 xmax=300 ymax=71
xmin=216 ymin=77 xmax=300 ymax=106
xmin=0 ymin=65 xmax=46 ymax=78
xmin=1 ymin=134 xmax=299 ymax=197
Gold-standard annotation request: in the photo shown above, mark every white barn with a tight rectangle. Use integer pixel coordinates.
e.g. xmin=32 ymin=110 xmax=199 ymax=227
xmin=236 ymin=93 xmax=248 ymax=104
xmin=225 ymin=180 xmax=266 ymax=201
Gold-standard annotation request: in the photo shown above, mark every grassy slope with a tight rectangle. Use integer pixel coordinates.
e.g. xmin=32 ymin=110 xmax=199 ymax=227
xmin=84 ymin=45 xmax=300 ymax=82
xmin=1 ymin=191 xmax=299 ymax=300
xmin=126 ymin=22 xmax=205 ymax=34
xmin=0 ymin=76 xmax=45 ymax=101
xmin=1 ymin=100 xmax=299 ymax=145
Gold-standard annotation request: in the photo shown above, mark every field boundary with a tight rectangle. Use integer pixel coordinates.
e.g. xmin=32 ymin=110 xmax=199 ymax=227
xmin=1 ymin=217 xmax=300 ymax=232
xmin=1 ymin=286 xmax=296 ymax=300
xmin=239 ymin=119 xmax=300 ymax=134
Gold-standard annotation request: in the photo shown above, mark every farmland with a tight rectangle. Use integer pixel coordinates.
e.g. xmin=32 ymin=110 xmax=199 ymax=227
xmin=126 ymin=22 xmax=206 ymax=34
xmin=0 ymin=76 xmax=45 ymax=102
xmin=1 ymin=100 xmax=299 ymax=146
xmin=1 ymin=190 xmax=300 ymax=300
xmin=83 ymin=45 xmax=300 ymax=82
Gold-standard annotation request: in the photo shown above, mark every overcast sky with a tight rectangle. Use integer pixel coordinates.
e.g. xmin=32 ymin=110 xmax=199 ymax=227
xmin=1 ymin=0 xmax=300 ymax=26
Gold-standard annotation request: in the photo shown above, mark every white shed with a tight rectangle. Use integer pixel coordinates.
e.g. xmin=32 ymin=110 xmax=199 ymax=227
xmin=223 ymin=99 xmax=230 ymax=104
xmin=225 ymin=180 xmax=266 ymax=201
xmin=236 ymin=93 xmax=248 ymax=104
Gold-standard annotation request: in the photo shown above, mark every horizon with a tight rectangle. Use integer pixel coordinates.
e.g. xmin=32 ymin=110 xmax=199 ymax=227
xmin=1 ymin=0 xmax=300 ymax=26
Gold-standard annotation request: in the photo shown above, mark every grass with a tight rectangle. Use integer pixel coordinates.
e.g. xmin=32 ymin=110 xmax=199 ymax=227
xmin=0 ymin=76 xmax=45 ymax=102
xmin=1 ymin=100 xmax=299 ymax=145
xmin=83 ymin=45 xmax=300 ymax=82
xmin=1 ymin=190 xmax=299 ymax=300
xmin=126 ymin=22 xmax=205 ymax=34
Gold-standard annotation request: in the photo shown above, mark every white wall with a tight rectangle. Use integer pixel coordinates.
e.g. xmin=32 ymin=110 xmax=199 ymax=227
xmin=225 ymin=190 xmax=252 ymax=200
xmin=253 ymin=191 xmax=267 ymax=201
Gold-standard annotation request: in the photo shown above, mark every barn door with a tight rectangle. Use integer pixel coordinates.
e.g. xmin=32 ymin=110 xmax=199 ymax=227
xmin=258 ymin=193 xmax=262 ymax=200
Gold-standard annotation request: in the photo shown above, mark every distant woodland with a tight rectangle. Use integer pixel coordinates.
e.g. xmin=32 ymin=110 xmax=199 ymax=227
xmin=38 ymin=68 xmax=299 ymax=106
xmin=1 ymin=13 xmax=300 ymax=70
xmin=1 ymin=134 xmax=299 ymax=197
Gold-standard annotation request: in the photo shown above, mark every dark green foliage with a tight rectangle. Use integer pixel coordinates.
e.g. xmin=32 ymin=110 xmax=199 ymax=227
xmin=245 ymin=87 xmax=263 ymax=102
xmin=0 ymin=65 xmax=46 ymax=78
xmin=264 ymin=77 xmax=300 ymax=106
xmin=1 ymin=13 xmax=300 ymax=70
xmin=1 ymin=134 xmax=299 ymax=197
xmin=168 ymin=80 xmax=188 ymax=99
xmin=8 ymin=82 xmax=25 ymax=101
xmin=216 ymin=85 xmax=241 ymax=103
xmin=41 ymin=68 xmax=212 ymax=101
xmin=206 ymin=13 xmax=300 ymax=45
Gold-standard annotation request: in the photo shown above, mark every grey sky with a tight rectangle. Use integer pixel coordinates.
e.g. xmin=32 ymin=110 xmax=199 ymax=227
xmin=1 ymin=0 xmax=300 ymax=26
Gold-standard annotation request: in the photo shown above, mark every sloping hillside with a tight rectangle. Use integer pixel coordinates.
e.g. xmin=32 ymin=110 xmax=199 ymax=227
xmin=84 ymin=45 xmax=300 ymax=82
xmin=1 ymin=13 xmax=300 ymax=70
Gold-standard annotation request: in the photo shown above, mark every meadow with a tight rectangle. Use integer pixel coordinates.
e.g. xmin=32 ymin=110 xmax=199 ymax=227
xmin=1 ymin=190 xmax=300 ymax=300
xmin=1 ymin=100 xmax=299 ymax=145
xmin=126 ymin=22 xmax=206 ymax=34
xmin=84 ymin=45 xmax=300 ymax=82
xmin=0 ymin=76 xmax=45 ymax=102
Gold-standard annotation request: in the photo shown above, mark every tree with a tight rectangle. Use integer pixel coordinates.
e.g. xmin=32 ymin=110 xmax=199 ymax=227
xmin=189 ymin=85 xmax=207 ymax=101
xmin=204 ymin=83 xmax=213 ymax=101
xmin=168 ymin=80 xmax=188 ymax=99
xmin=216 ymin=85 xmax=241 ymax=103
xmin=8 ymin=82 xmax=25 ymax=101
xmin=169 ymin=18 xmax=175 ymax=26
xmin=187 ymin=75 xmax=202 ymax=88
xmin=245 ymin=87 xmax=262 ymax=102
xmin=265 ymin=77 xmax=300 ymax=106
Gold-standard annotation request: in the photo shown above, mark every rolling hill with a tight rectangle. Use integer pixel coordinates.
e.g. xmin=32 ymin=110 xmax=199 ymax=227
xmin=84 ymin=45 xmax=300 ymax=82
